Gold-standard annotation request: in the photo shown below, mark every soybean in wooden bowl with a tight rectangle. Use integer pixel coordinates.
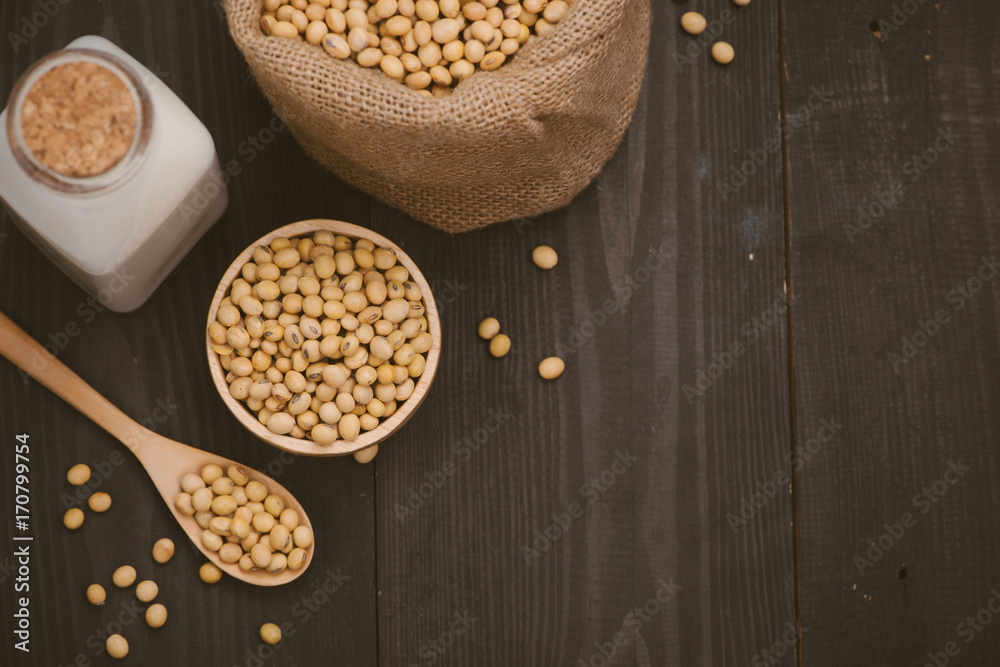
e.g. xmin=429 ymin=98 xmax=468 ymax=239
xmin=206 ymin=219 xmax=441 ymax=457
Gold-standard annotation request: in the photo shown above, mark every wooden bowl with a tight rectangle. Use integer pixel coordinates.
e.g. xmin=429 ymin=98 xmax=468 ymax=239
xmin=206 ymin=219 xmax=441 ymax=456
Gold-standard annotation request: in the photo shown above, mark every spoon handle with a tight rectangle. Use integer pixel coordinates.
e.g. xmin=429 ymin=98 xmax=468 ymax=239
xmin=0 ymin=309 xmax=145 ymax=453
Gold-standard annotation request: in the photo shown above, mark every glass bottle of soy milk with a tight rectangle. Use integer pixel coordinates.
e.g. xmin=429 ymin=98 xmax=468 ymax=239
xmin=0 ymin=35 xmax=228 ymax=312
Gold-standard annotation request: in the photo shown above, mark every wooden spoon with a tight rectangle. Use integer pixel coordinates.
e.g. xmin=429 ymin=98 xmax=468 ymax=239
xmin=0 ymin=310 xmax=313 ymax=586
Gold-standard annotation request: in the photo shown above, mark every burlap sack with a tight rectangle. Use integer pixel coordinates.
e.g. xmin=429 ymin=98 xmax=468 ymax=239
xmin=225 ymin=0 xmax=650 ymax=232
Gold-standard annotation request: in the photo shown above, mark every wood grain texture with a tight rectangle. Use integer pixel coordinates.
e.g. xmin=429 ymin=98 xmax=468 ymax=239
xmin=785 ymin=0 xmax=1000 ymax=664
xmin=373 ymin=2 xmax=795 ymax=666
xmin=0 ymin=0 xmax=794 ymax=665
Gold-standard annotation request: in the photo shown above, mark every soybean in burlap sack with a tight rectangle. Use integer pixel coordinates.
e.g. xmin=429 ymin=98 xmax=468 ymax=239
xmin=225 ymin=0 xmax=650 ymax=233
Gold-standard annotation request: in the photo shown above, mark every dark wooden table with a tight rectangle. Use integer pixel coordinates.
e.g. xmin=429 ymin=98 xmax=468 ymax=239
xmin=2 ymin=1 xmax=999 ymax=665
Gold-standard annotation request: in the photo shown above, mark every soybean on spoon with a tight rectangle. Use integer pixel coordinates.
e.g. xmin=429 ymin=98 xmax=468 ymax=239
xmin=0 ymin=310 xmax=313 ymax=586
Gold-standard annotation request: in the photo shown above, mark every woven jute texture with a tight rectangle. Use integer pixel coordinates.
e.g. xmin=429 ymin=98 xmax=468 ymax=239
xmin=225 ymin=0 xmax=650 ymax=233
